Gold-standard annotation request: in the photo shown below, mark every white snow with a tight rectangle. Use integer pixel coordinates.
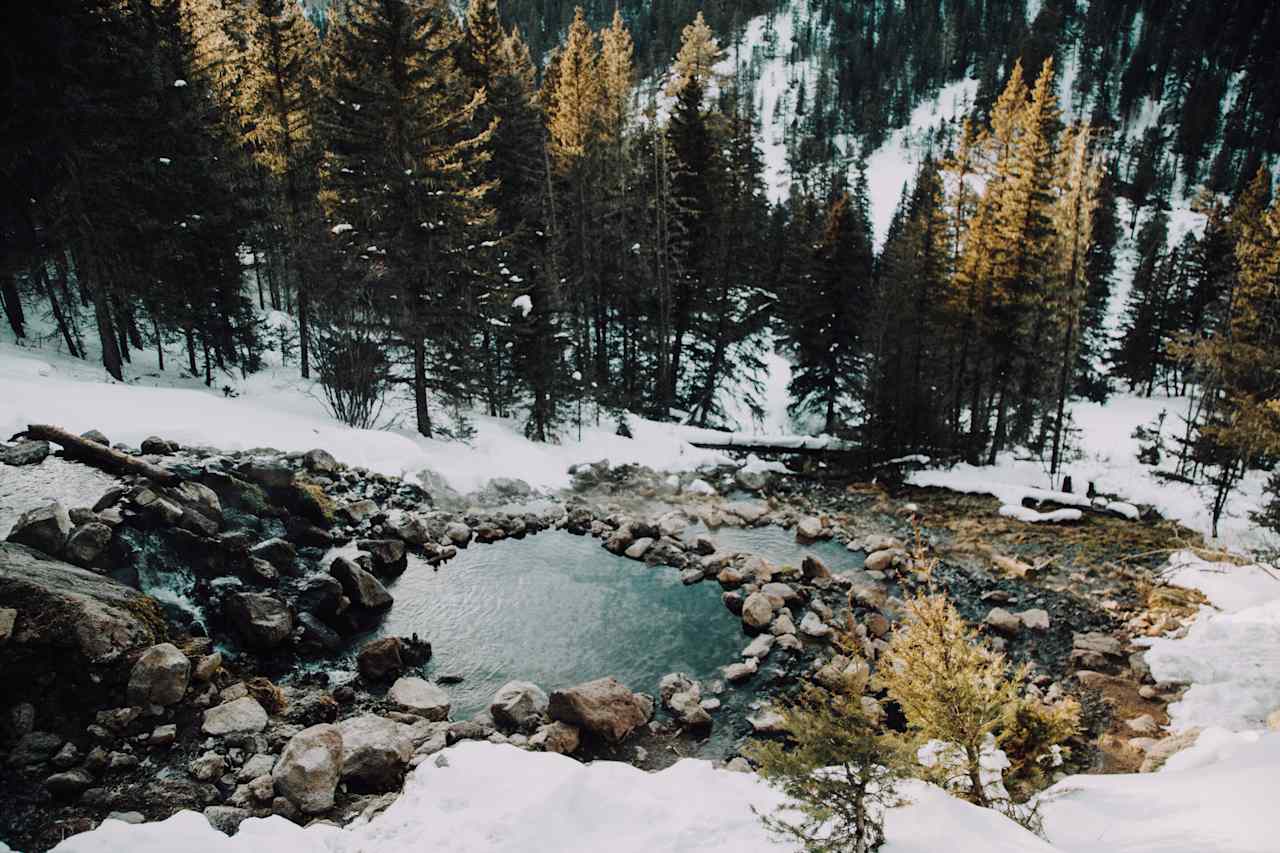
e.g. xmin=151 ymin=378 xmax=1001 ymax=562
xmin=511 ymin=294 xmax=532 ymax=317
xmin=331 ymin=223 xmax=353 ymax=235
xmin=998 ymin=505 xmax=1084 ymax=524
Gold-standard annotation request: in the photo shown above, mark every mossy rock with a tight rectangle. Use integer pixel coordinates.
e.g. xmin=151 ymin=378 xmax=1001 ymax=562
xmin=278 ymin=480 xmax=336 ymax=527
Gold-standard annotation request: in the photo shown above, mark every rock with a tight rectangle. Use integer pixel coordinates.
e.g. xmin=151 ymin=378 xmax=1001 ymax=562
xmin=742 ymin=633 xmax=775 ymax=659
xmin=237 ymin=754 xmax=275 ymax=783
xmin=795 ymin=516 xmax=824 ymax=541
xmin=1126 ymin=714 xmax=1160 ymax=735
xmin=63 ymin=521 xmax=113 ymax=568
xmin=748 ymin=709 xmax=787 ymax=734
xmin=985 ymin=608 xmax=1023 ymax=636
xmin=444 ymin=522 xmax=472 ymax=547
xmin=447 ymin=719 xmax=496 ymax=743
xmin=357 ymin=637 xmax=404 ymax=682
xmin=801 ymin=555 xmax=832 ymax=581
xmin=864 ymin=612 xmax=891 ymax=639
xmin=799 ymin=611 xmax=832 ymax=639
xmin=249 ymin=537 xmax=296 ymax=569
xmin=863 ymin=534 xmax=903 ymax=553
xmin=722 ymin=591 xmax=744 ymax=616
xmin=303 ymin=448 xmax=340 ymax=474
xmin=140 ymin=436 xmax=179 ymax=455
xmin=624 ymin=537 xmax=654 ymax=560
xmin=331 ymin=556 xmax=394 ymax=609
xmin=340 ymin=499 xmax=379 ymax=524
xmin=6 ymin=502 xmax=72 ymax=555
xmin=273 ymin=723 xmax=344 ymax=814
xmin=0 ymin=607 xmax=16 ymax=645
xmin=760 ymin=582 xmax=800 ymax=607
xmin=384 ymin=511 xmax=432 ymax=545
xmin=189 ymin=750 xmax=227 ymax=781
xmin=741 ymin=592 xmax=776 ymax=631
xmin=863 ymin=549 xmax=898 ymax=573
xmin=723 ymin=658 xmax=758 ymax=683
xmin=725 ymin=757 xmax=753 ymax=773
xmin=236 ymin=458 xmax=294 ymax=489
xmin=52 ymin=742 xmax=80 ymax=768
xmin=202 ymin=697 xmax=269 ymax=736
xmin=1140 ymin=728 xmax=1201 ymax=773
xmin=679 ymin=568 xmax=704 ymax=585
xmin=668 ymin=691 xmax=711 ymax=728
xmin=80 ymin=429 xmax=110 ymax=445
xmin=203 ymin=806 xmax=251 ymax=836
xmin=1018 ymin=608 xmax=1051 ymax=630
xmin=725 ymin=501 xmax=769 ymax=524
xmin=1072 ymin=632 xmax=1126 ymax=670
xmin=816 ymin=656 xmax=870 ymax=694
xmin=45 ymin=768 xmax=94 ymax=799
xmin=126 ymin=643 xmax=191 ymax=706
xmin=547 ymin=677 xmax=652 ymax=743
xmin=355 ymin=539 xmax=407 ymax=575
xmin=297 ymin=573 xmax=345 ymax=618
xmin=0 ymin=440 xmax=50 ymax=466
xmin=297 ymin=612 xmax=344 ymax=653
xmin=104 ymin=812 xmax=146 ymax=825
xmin=489 ymin=681 xmax=548 ymax=732
xmin=771 ymin=612 xmax=797 ymax=636
xmin=9 ymin=731 xmax=62 ymax=767
xmin=389 ymin=677 xmax=451 ymax=721
xmin=0 ymin=543 xmax=160 ymax=663
xmin=225 ymin=592 xmax=293 ymax=649
xmin=337 ymin=714 xmax=413 ymax=793
xmin=530 ymin=721 xmax=580 ymax=755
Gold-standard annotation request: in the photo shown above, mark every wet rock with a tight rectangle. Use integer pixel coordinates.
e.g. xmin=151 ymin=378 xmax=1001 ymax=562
xmin=249 ymin=537 xmax=296 ymax=569
xmin=985 ymin=608 xmax=1023 ymax=636
xmin=384 ymin=511 xmax=432 ymax=545
xmin=725 ymin=501 xmax=769 ymax=525
xmin=0 ymin=440 xmax=50 ymax=466
xmin=297 ymin=612 xmax=343 ymax=652
xmin=444 ymin=522 xmax=472 ymax=547
xmin=337 ymin=714 xmax=412 ymax=793
xmin=722 ymin=590 xmax=744 ymax=616
xmin=6 ymin=502 xmax=72 ymax=555
xmin=126 ymin=642 xmax=191 ymax=707
xmin=741 ymin=592 xmax=775 ymax=631
xmin=355 ymin=539 xmax=407 ymax=576
xmin=204 ymin=806 xmax=251 ymax=836
xmin=357 ymin=637 xmax=404 ymax=682
xmin=604 ymin=525 xmax=636 ymax=555
xmin=202 ymin=697 xmax=269 ymax=736
xmin=679 ymin=568 xmax=704 ymax=585
xmin=717 ymin=567 xmax=746 ymax=589
xmin=225 ymin=592 xmax=293 ymax=649
xmin=331 ymin=556 xmax=393 ymax=610
xmin=286 ymin=518 xmax=333 ymax=547
xmin=303 ymin=448 xmax=340 ymax=474
xmin=0 ymin=542 xmax=159 ymax=663
xmin=669 ymin=690 xmax=711 ymax=728
xmin=659 ymin=673 xmax=698 ymax=705
xmin=723 ymin=658 xmax=758 ymax=683
xmin=273 ymin=724 xmax=344 ymax=814
xmin=296 ymin=573 xmax=344 ymax=618
xmin=45 ymin=768 xmax=94 ymax=800
xmin=389 ymin=677 xmax=451 ymax=721
xmin=547 ymin=676 xmax=652 ymax=743
xmin=62 ymin=521 xmax=113 ymax=568
xmin=529 ymin=722 xmax=580 ymax=754
xmin=489 ymin=681 xmax=548 ymax=732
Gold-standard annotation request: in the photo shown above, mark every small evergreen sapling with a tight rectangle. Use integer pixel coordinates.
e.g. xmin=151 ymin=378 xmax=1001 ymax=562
xmin=746 ymin=685 xmax=911 ymax=853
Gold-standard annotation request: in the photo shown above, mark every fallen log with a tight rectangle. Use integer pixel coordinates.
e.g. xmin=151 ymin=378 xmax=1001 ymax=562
xmin=16 ymin=423 xmax=179 ymax=485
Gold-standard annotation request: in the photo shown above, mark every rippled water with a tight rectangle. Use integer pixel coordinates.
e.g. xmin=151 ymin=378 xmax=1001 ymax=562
xmin=688 ymin=521 xmax=865 ymax=573
xmin=0 ymin=456 xmax=120 ymax=537
xmin=368 ymin=530 xmax=749 ymax=722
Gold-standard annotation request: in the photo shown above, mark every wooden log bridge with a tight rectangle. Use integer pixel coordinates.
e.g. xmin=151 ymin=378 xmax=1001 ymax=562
xmin=14 ymin=424 xmax=179 ymax=485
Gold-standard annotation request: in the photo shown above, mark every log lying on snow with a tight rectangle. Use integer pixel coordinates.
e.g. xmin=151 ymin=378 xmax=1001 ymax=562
xmin=15 ymin=424 xmax=178 ymax=485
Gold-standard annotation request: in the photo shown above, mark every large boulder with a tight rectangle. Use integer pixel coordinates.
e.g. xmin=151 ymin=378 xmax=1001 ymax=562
xmin=126 ymin=643 xmax=191 ymax=706
xmin=302 ymin=448 xmax=340 ymax=475
xmin=741 ymin=592 xmax=775 ymax=631
xmin=225 ymin=593 xmax=292 ymax=649
xmin=272 ymin=724 xmax=344 ymax=814
xmin=529 ymin=721 xmax=580 ymax=755
xmin=337 ymin=714 xmax=413 ymax=793
xmin=489 ymin=681 xmax=548 ymax=732
xmin=357 ymin=637 xmax=404 ymax=682
xmin=63 ymin=522 xmax=113 ymax=568
xmin=548 ymin=677 xmax=652 ymax=743
xmin=202 ymin=697 xmax=268 ymax=736
xmin=355 ymin=540 xmax=407 ymax=576
xmin=0 ymin=542 xmax=160 ymax=664
xmin=330 ymin=556 xmax=393 ymax=610
xmin=388 ymin=677 xmax=451 ymax=721
xmin=6 ymin=503 xmax=72 ymax=556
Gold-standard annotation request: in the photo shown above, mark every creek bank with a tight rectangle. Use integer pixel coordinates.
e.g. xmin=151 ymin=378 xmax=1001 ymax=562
xmin=0 ymin=438 xmax=1210 ymax=849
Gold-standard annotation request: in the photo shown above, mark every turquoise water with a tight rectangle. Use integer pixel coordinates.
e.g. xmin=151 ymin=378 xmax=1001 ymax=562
xmin=370 ymin=530 xmax=748 ymax=723
xmin=687 ymin=521 xmax=865 ymax=573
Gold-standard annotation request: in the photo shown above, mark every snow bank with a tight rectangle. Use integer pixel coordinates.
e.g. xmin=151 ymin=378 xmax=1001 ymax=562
xmin=46 ymin=742 xmax=1054 ymax=853
xmin=998 ymin=505 xmax=1084 ymax=524
xmin=1139 ymin=552 xmax=1280 ymax=732
xmin=1039 ymin=730 xmax=1280 ymax=853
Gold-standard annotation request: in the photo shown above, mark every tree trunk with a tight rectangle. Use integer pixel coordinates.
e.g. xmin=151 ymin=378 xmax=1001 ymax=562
xmin=1 ymin=273 xmax=24 ymax=338
xmin=185 ymin=326 xmax=197 ymax=375
xmin=413 ymin=336 xmax=432 ymax=438
xmin=82 ymin=250 xmax=123 ymax=380
xmin=38 ymin=265 xmax=79 ymax=358
xmin=153 ymin=315 xmax=164 ymax=371
xmin=20 ymin=424 xmax=178 ymax=484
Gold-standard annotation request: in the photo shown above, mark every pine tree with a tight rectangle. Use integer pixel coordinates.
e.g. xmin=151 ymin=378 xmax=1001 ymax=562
xmin=322 ymin=0 xmax=493 ymax=438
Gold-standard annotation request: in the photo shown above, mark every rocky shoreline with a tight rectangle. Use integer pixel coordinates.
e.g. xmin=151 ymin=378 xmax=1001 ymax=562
xmin=0 ymin=432 xmax=1210 ymax=850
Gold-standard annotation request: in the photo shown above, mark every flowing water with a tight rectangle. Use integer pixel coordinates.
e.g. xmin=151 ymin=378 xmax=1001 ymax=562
xmin=0 ymin=455 xmax=120 ymax=538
